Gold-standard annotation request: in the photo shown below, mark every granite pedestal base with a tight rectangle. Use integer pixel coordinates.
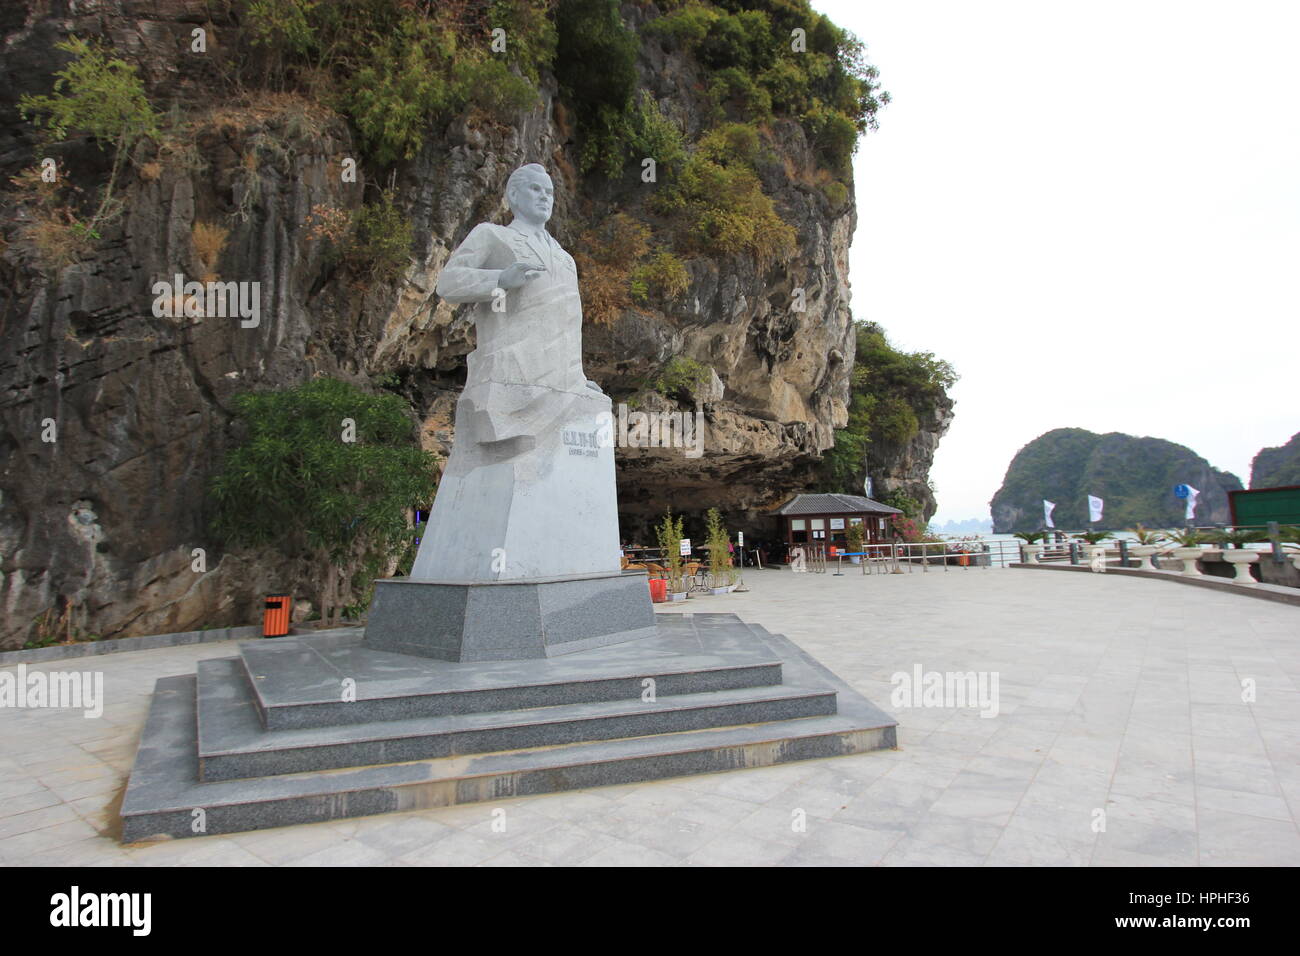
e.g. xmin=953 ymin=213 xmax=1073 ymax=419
xmin=363 ymin=570 xmax=656 ymax=662
xmin=118 ymin=613 xmax=898 ymax=843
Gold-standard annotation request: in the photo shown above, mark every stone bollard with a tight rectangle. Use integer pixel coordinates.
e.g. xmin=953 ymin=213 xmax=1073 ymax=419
xmin=1221 ymin=550 xmax=1260 ymax=585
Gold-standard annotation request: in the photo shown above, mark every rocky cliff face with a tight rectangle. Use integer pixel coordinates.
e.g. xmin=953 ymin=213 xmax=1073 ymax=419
xmin=1250 ymin=432 xmax=1300 ymax=489
xmin=866 ymin=395 xmax=953 ymax=523
xmin=991 ymin=428 xmax=1243 ymax=532
xmin=0 ymin=1 xmax=892 ymax=648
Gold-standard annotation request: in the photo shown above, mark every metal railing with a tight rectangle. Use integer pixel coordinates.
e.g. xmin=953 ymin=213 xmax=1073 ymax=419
xmin=826 ymin=539 xmax=1021 ymax=573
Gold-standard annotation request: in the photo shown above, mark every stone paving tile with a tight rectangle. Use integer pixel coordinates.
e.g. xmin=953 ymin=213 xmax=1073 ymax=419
xmin=2 ymin=568 xmax=1299 ymax=865
xmin=350 ymin=814 xmax=460 ymax=857
xmin=234 ymin=821 xmax=368 ymax=865
xmin=292 ymin=839 xmax=392 ymax=867
xmin=579 ymin=838 xmax=684 ymax=867
xmin=396 ymin=829 xmax=507 ymax=866
xmin=987 ymin=824 xmax=1096 ymax=866
xmin=782 ymin=820 xmax=903 ymax=866
xmin=507 ymin=823 xmax=612 ymax=864
xmin=0 ymin=817 xmax=101 ymax=860
xmin=1094 ymin=822 xmax=1199 ymax=864
xmin=1196 ymin=809 xmax=1300 ymax=866
xmin=683 ymin=832 xmax=793 ymax=866
xmin=879 ymin=836 xmax=986 ymax=866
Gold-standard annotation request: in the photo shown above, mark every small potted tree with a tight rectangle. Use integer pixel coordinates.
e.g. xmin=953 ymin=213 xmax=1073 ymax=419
xmin=1077 ymin=530 xmax=1113 ymax=564
xmin=846 ymin=521 xmax=865 ymax=565
xmin=655 ymin=509 xmax=688 ymax=601
xmin=1013 ymin=530 xmax=1046 ymax=563
xmin=704 ymin=508 xmax=735 ymax=594
xmin=1163 ymin=528 xmax=1215 ymax=576
xmin=1212 ymin=527 xmax=1266 ymax=585
xmin=1127 ymin=524 xmax=1165 ymax=570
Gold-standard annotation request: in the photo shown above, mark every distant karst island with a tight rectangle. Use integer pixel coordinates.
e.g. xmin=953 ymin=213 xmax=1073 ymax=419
xmin=1251 ymin=431 xmax=1300 ymax=489
xmin=990 ymin=428 xmax=1244 ymax=532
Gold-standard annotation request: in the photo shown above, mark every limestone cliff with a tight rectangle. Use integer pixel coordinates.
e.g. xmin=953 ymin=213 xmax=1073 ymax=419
xmin=865 ymin=396 xmax=954 ymax=523
xmin=1250 ymin=432 xmax=1300 ymax=489
xmin=0 ymin=1 xmax=928 ymax=648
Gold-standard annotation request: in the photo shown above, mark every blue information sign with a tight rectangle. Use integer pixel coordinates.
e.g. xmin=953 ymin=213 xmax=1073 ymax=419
xmin=1174 ymin=484 xmax=1190 ymax=499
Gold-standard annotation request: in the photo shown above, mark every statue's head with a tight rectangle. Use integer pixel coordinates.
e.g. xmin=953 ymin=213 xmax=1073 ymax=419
xmin=506 ymin=163 xmax=553 ymax=227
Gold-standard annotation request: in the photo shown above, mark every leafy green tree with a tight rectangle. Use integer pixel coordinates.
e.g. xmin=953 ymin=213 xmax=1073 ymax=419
xmin=655 ymin=508 xmax=686 ymax=592
xmin=819 ymin=321 xmax=957 ymax=498
xmin=704 ymin=507 xmax=733 ymax=585
xmin=347 ymin=189 xmax=413 ymax=282
xmin=846 ymin=520 xmax=865 ymax=553
xmin=209 ymin=378 xmax=438 ymax=626
xmin=880 ymin=491 xmax=922 ymax=519
xmin=19 ymin=36 xmax=159 ymax=229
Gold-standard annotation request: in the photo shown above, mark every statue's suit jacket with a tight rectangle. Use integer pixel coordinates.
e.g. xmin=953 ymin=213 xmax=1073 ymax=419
xmin=436 ymin=220 xmax=586 ymax=396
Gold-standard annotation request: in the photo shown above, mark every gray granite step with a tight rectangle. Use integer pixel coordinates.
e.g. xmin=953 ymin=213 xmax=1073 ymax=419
xmin=240 ymin=618 xmax=785 ymax=730
xmin=196 ymin=656 xmax=838 ymax=781
xmin=120 ymin=614 xmax=899 ymax=842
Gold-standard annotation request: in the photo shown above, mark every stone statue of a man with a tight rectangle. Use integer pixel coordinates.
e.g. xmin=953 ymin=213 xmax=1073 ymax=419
xmin=407 ymin=164 xmax=623 ymax=583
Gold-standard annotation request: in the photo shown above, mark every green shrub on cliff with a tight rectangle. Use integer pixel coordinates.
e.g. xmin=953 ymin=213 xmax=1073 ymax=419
xmin=645 ymin=1 xmax=888 ymax=176
xmin=18 ymin=36 xmax=159 ymax=147
xmin=819 ymin=322 xmax=957 ymax=498
xmin=880 ymin=491 xmax=923 ymax=520
xmin=209 ymin=378 xmax=438 ymax=627
xmin=651 ymin=356 xmax=711 ymax=398
xmin=246 ymin=0 xmax=549 ymax=165
xmin=627 ymin=92 xmax=687 ymax=175
xmin=654 ymin=123 xmax=795 ymax=261
xmin=631 ymin=251 xmax=690 ymax=302
xmin=18 ymin=36 xmax=160 ymax=242
xmin=347 ymin=190 xmax=413 ymax=282
xmin=644 ymin=3 xmax=720 ymax=47
xmin=555 ymin=0 xmax=640 ymax=176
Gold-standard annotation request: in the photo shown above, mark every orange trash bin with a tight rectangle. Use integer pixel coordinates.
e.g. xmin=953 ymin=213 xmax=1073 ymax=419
xmin=263 ymin=594 xmax=292 ymax=637
xmin=648 ymin=579 xmax=667 ymax=603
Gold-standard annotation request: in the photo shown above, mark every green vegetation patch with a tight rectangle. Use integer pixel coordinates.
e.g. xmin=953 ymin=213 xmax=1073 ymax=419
xmin=208 ymin=377 xmax=438 ymax=626
xmin=247 ymin=0 xmax=553 ymax=165
xmin=820 ymin=321 xmax=957 ymax=495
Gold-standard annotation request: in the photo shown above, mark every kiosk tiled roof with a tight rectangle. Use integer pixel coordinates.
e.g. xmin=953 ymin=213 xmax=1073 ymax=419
xmin=770 ymin=493 xmax=903 ymax=516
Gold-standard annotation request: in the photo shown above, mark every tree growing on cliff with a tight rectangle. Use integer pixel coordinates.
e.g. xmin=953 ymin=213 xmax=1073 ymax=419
xmin=17 ymin=35 xmax=159 ymax=262
xmin=208 ymin=377 xmax=438 ymax=626
xmin=819 ymin=321 xmax=957 ymax=501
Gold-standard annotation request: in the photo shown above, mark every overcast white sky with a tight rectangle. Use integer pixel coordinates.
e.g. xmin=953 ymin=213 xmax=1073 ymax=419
xmin=813 ymin=0 xmax=1300 ymax=523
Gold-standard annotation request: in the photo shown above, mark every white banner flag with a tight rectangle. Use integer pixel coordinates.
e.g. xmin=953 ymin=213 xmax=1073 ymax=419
xmin=1088 ymin=495 xmax=1104 ymax=523
xmin=1185 ymin=486 xmax=1200 ymax=521
xmin=1043 ymin=500 xmax=1056 ymax=529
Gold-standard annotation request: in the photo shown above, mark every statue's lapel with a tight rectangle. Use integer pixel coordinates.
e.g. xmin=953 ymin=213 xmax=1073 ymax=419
xmin=506 ymin=225 xmax=547 ymax=269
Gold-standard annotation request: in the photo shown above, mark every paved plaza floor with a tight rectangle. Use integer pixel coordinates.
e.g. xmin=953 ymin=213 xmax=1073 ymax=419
xmin=2 ymin=566 xmax=1298 ymax=866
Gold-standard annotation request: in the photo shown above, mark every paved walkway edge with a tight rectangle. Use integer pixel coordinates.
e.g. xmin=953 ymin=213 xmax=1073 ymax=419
xmin=0 ymin=623 xmax=265 ymax=666
xmin=1010 ymin=562 xmax=1300 ymax=607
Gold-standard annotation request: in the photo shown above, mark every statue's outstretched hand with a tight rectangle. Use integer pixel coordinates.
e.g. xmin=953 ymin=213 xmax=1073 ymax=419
xmin=497 ymin=261 xmax=545 ymax=290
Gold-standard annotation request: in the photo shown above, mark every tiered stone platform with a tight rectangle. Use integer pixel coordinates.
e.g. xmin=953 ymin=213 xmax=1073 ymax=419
xmin=120 ymin=613 xmax=896 ymax=842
